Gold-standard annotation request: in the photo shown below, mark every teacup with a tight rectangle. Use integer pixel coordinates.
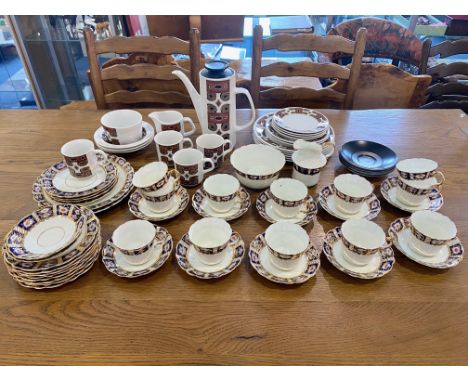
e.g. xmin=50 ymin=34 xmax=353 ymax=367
xmin=141 ymin=181 xmax=179 ymax=213
xmin=188 ymin=217 xmax=232 ymax=265
xmin=332 ymin=174 xmax=373 ymax=215
xmin=100 ymin=109 xmax=143 ymax=145
xmin=112 ymin=220 xmax=157 ymax=265
xmin=341 ymin=219 xmax=390 ymax=266
xmin=173 ymin=148 xmax=215 ymax=187
xmin=60 ymin=139 xmax=106 ymax=178
xmin=196 ymin=134 xmax=234 ymax=169
xmin=264 ymin=221 xmax=310 ymax=271
xmin=148 ymin=110 xmax=196 ymax=137
xmin=269 ymin=178 xmax=308 ymax=218
xmin=395 ymin=177 xmax=435 ymax=207
xmin=396 ymin=158 xmax=445 ymax=185
xmin=291 ymin=149 xmax=327 ymax=187
xmin=132 ymin=161 xmax=170 ymax=194
xmin=154 ymin=130 xmax=193 ymax=166
xmin=203 ymin=174 xmax=240 ymax=213
xmin=409 ymin=210 xmax=457 ymax=257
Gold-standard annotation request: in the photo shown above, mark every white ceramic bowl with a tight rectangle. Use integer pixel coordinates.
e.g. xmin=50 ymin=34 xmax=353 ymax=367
xmin=230 ymin=144 xmax=285 ymax=189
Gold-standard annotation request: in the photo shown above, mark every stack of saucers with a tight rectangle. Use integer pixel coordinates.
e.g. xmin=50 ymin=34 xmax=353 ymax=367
xmin=252 ymin=107 xmax=335 ymax=161
xmin=32 ymin=152 xmax=134 ymax=213
xmin=94 ymin=122 xmax=155 ymax=154
xmin=338 ymin=140 xmax=397 ymax=177
xmin=3 ymin=204 xmax=101 ymax=289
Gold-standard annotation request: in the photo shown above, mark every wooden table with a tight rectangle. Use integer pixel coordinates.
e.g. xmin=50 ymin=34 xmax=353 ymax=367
xmin=0 ymin=108 xmax=467 ymax=365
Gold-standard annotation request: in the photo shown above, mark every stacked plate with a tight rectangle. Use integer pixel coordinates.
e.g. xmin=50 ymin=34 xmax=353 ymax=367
xmin=32 ymin=153 xmax=134 ymax=213
xmin=339 ymin=140 xmax=398 ymax=177
xmin=93 ymin=122 xmax=155 ymax=154
xmin=253 ymin=107 xmax=335 ymax=161
xmin=3 ymin=204 xmax=101 ymax=289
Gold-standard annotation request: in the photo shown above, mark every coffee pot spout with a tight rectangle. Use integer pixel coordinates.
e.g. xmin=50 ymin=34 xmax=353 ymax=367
xmin=172 ymin=70 xmax=205 ymax=126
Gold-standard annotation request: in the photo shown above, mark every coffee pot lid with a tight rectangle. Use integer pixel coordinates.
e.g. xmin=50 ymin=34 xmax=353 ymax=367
xmin=202 ymin=60 xmax=233 ymax=79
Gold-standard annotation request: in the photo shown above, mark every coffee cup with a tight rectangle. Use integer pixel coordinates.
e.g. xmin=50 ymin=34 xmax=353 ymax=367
xmin=269 ymin=178 xmax=308 ymax=218
xmin=112 ymin=220 xmax=157 ymax=265
xmin=100 ymin=109 xmax=143 ymax=145
xmin=203 ymin=174 xmax=240 ymax=213
xmin=188 ymin=217 xmax=232 ymax=265
xmin=173 ymin=148 xmax=215 ymax=187
xmin=60 ymin=139 xmax=107 ymax=178
xmin=149 ymin=110 xmax=196 ymax=137
xmin=196 ymin=134 xmax=234 ymax=169
xmin=408 ymin=210 xmax=457 ymax=257
xmin=332 ymin=174 xmax=373 ymax=215
xmin=264 ymin=221 xmax=310 ymax=271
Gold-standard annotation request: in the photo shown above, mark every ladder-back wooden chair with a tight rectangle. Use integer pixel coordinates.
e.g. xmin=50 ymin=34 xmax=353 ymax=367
xmin=250 ymin=24 xmax=366 ymax=109
xmin=84 ymin=27 xmax=201 ymax=109
xmin=420 ymin=39 xmax=468 ymax=113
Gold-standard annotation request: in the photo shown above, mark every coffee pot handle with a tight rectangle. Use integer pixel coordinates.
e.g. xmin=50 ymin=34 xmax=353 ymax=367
xmin=235 ymin=87 xmax=256 ymax=131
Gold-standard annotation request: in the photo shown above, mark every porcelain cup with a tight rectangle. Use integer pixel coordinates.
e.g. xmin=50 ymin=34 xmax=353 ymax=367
xmin=264 ymin=221 xmax=310 ymax=271
xmin=203 ymin=174 xmax=240 ymax=213
xmin=196 ymin=134 xmax=234 ymax=169
xmin=60 ymin=139 xmax=107 ymax=178
xmin=291 ymin=149 xmax=327 ymax=187
xmin=154 ymin=130 xmax=193 ymax=166
xmin=409 ymin=210 xmax=457 ymax=257
xmin=396 ymin=158 xmax=445 ymax=185
xmin=269 ymin=178 xmax=308 ymax=218
xmin=149 ymin=110 xmax=196 ymax=137
xmin=112 ymin=220 xmax=157 ymax=265
xmin=188 ymin=217 xmax=232 ymax=265
xmin=395 ymin=177 xmax=436 ymax=206
xmin=341 ymin=219 xmax=390 ymax=266
xmin=100 ymin=109 xmax=143 ymax=145
xmin=173 ymin=148 xmax=215 ymax=187
xmin=333 ymin=174 xmax=373 ymax=215
xmin=132 ymin=161 xmax=170 ymax=194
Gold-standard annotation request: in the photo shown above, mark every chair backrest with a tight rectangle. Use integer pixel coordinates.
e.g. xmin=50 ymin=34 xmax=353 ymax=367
xmin=420 ymin=39 xmax=468 ymax=112
xmin=332 ymin=63 xmax=432 ymax=109
xmin=84 ymin=27 xmax=201 ymax=109
xmin=328 ymin=17 xmax=428 ymax=73
xmin=251 ymin=25 xmax=366 ymax=109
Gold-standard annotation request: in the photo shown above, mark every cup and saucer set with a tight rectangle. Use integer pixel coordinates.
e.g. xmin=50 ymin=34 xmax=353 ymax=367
xmin=249 ymin=221 xmax=321 ymax=284
xmin=102 ymin=220 xmax=173 ymax=278
xmin=319 ymin=173 xmax=381 ymax=221
xmin=380 ymin=158 xmax=444 ymax=212
xmin=32 ymin=138 xmax=134 ymax=213
xmin=388 ymin=210 xmax=463 ymax=269
xmin=175 ymin=218 xmax=245 ymax=279
xmin=323 ymin=219 xmax=395 ymax=279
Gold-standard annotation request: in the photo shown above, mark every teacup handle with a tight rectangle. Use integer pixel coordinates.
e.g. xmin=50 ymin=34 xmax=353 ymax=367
xmin=202 ymin=158 xmax=215 ymax=174
xmin=433 ymin=171 xmax=445 ymax=187
xmin=182 ymin=117 xmax=196 ymax=137
xmin=182 ymin=138 xmax=193 ymax=149
xmin=321 ymin=141 xmax=335 ymax=158
xmin=168 ymin=169 xmax=181 ymax=190
xmin=223 ymin=139 xmax=234 ymax=158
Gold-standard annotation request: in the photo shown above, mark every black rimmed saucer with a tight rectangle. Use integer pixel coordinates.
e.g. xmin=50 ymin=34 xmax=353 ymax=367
xmin=339 ymin=140 xmax=397 ymax=177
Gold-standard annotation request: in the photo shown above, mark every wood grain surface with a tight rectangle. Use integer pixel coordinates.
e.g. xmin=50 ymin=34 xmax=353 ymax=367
xmin=0 ymin=108 xmax=467 ymax=365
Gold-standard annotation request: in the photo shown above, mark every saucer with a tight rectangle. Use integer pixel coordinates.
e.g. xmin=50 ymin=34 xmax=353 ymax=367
xmin=318 ymin=185 xmax=381 ymax=220
xmin=256 ymin=190 xmax=317 ymax=226
xmin=102 ymin=226 xmax=172 ymax=278
xmin=94 ymin=121 xmax=155 ymax=154
xmin=175 ymin=231 xmax=245 ymax=279
xmin=322 ymin=227 xmax=394 ymax=279
xmin=192 ymin=187 xmax=251 ymax=221
xmin=128 ymin=186 xmax=189 ymax=222
xmin=380 ymin=176 xmax=443 ymax=212
xmin=248 ymin=233 xmax=320 ymax=284
xmin=340 ymin=140 xmax=398 ymax=172
xmin=388 ymin=217 xmax=463 ymax=269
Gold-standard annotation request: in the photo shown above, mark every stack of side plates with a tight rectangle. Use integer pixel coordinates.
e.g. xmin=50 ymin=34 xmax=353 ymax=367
xmin=3 ymin=204 xmax=101 ymax=289
xmin=253 ymin=107 xmax=335 ymax=161
xmin=32 ymin=153 xmax=134 ymax=213
xmin=93 ymin=122 xmax=155 ymax=154
xmin=338 ymin=140 xmax=398 ymax=177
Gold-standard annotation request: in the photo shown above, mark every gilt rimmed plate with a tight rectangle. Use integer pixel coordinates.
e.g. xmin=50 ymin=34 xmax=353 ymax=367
xmin=322 ymin=227 xmax=394 ymax=279
xmin=128 ymin=187 xmax=189 ymax=222
xmin=388 ymin=217 xmax=463 ymax=269
xmin=192 ymin=187 xmax=251 ymax=221
xmin=102 ymin=226 xmax=172 ymax=278
xmin=175 ymin=231 xmax=245 ymax=279
xmin=318 ymin=185 xmax=381 ymax=221
xmin=256 ymin=190 xmax=317 ymax=226
xmin=272 ymin=107 xmax=329 ymax=135
xmin=248 ymin=232 xmax=320 ymax=284
xmin=380 ymin=176 xmax=443 ymax=212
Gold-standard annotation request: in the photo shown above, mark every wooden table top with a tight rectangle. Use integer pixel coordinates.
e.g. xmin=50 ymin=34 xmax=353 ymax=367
xmin=0 ymin=108 xmax=467 ymax=365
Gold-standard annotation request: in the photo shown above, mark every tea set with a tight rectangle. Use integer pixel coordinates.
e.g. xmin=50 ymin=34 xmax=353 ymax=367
xmin=2 ymin=61 xmax=464 ymax=289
